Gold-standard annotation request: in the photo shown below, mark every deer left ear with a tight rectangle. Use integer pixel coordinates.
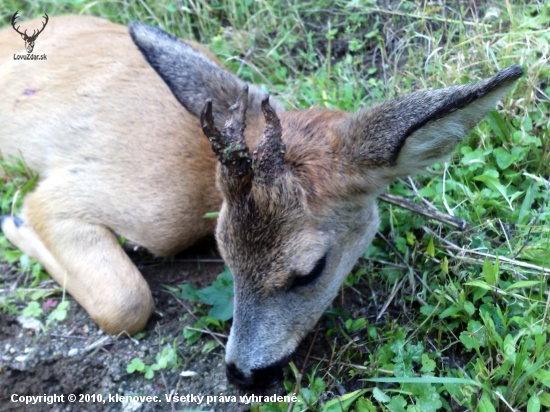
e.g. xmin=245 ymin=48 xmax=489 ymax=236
xmin=342 ymin=65 xmax=523 ymax=180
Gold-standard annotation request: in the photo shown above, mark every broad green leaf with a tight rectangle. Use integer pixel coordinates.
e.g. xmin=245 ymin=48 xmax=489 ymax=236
xmin=420 ymin=353 xmax=436 ymax=374
xmin=486 ymin=110 xmax=507 ymax=141
xmin=322 ymin=389 xmax=367 ymax=412
xmin=31 ymin=262 xmax=43 ymax=279
xmin=478 ymin=395 xmax=496 ymax=412
xmin=463 ymin=301 xmax=476 ymax=316
xmin=461 ymin=147 xmax=486 ymax=170
xmin=386 ymin=395 xmax=406 ymax=412
xmin=414 ymin=383 xmax=442 ymax=412
xmin=439 ymin=306 xmax=462 ymax=319
xmin=126 ymin=358 xmax=145 ymax=373
xmin=301 ymin=388 xmax=317 ymax=404
xmin=493 ymin=147 xmax=519 ymax=170
xmin=348 ymin=38 xmax=361 ymax=52
xmin=347 ymin=318 xmax=367 ymax=332
xmin=311 ymin=377 xmax=326 ymax=395
xmin=505 ymin=280 xmax=540 ymax=290
xmin=473 ymin=285 xmax=488 ymax=302
xmin=144 ymin=367 xmax=155 ymax=379
xmin=208 ymin=300 xmax=234 ymax=321
xmin=522 ymin=115 xmax=533 ymax=132
xmin=372 ymin=387 xmax=390 ymax=403
xmin=201 ymin=339 xmax=219 ymax=354
xmin=465 ymin=280 xmax=493 ymax=290
xmin=518 ymin=184 xmax=536 ymax=225
xmin=539 ymin=391 xmax=550 ymax=407
xmin=183 ymin=326 xmax=201 ymax=345
xmin=440 ymin=256 xmax=448 ymax=274
xmin=22 ymin=301 xmax=42 ymax=318
xmin=482 ymin=259 xmax=496 ymax=286
xmin=196 ymin=266 xmax=234 ymax=320
xmin=367 ymin=326 xmax=378 ymax=340
xmin=474 ymin=174 xmax=513 ymax=210
xmin=178 ymin=284 xmax=199 ymax=301
xmin=535 ymin=369 xmax=550 ymax=388
xmin=418 ymin=186 xmax=436 ymax=197
xmin=355 ymin=397 xmax=376 ymax=412
xmin=459 ymin=320 xmax=486 ymax=350
xmin=426 ymin=237 xmax=435 ymax=257
xmin=527 ymin=394 xmax=541 ymax=412
xmin=30 ymin=290 xmax=50 ymax=301
xmin=420 ymin=305 xmax=439 ymax=317
xmin=47 ymin=301 xmax=69 ymax=323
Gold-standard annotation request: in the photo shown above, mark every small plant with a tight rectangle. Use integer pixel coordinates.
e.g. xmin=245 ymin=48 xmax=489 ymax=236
xmin=180 ymin=265 xmax=234 ymax=321
xmin=20 ymin=298 xmax=70 ymax=326
xmin=21 ymin=301 xmax=42 ymax=318
xmin=175 ymin=265 xmax=234 ymax=352
xmin=127 ymin=341 xmax=179 ymax=380
xmin=46 ymin=300 xmax=69 ymax=325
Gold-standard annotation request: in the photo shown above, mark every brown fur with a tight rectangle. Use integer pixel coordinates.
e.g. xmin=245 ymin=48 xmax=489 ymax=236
xmin=0 ymin=16 xmax=222 ymax=333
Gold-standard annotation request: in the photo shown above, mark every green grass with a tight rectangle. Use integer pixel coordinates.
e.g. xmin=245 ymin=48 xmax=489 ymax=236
xmin=1 ymin=1 xmax=549 ymax=411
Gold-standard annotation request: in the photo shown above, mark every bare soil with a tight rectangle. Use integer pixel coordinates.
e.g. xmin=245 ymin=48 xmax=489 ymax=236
xmin=0 ymin=234 xmax=389 ymax=411
xmin=0 ymin=240 xmax=248 ymax=412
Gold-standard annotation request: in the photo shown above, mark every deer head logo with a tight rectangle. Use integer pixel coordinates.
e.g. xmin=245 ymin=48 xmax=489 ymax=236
xmin=11 ymin=11 xmax=49 ymax=54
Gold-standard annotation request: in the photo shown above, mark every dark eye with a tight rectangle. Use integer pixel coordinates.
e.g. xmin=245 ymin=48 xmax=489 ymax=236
xmin=292 ymin=254 xmax=327 ymax=288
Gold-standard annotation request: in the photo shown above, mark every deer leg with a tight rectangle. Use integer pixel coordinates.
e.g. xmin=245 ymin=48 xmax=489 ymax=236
xmin=1 ymin=194 xmax=154 ymax=335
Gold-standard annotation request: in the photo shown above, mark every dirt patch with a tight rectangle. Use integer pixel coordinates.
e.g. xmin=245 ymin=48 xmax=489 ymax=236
xmin=0 ymin=236 xmax=387 ymax=411
xmin=0 ymin=240 xmax=249 ymax=412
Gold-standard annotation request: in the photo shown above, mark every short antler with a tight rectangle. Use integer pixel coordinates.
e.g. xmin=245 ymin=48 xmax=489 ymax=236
xmin=200 ymin=85 xmax=252 ymax=178
xmin=252 ymin=96 xmax=286 ymax=186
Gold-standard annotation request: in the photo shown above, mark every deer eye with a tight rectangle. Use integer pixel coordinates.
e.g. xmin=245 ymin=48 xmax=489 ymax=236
xmin=292 ymin=254 xmax=327 ymax=288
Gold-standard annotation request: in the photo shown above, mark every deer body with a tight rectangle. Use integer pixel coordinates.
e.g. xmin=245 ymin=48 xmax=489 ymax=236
xmin=0 ymin=15 xmax=522 ymax=389
xmin=0 ymin=15 xmax=225 ymax=333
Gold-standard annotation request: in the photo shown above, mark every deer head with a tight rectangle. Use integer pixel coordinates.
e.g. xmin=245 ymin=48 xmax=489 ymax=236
xmin=129 ymin=22 xmax=523 ymax=389
xmin=11 ymin=11 xmax=49 ymax=54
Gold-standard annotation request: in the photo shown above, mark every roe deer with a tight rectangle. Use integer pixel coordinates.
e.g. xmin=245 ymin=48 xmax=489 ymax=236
xmin=0 ymin=15 xmax=523 ymax=389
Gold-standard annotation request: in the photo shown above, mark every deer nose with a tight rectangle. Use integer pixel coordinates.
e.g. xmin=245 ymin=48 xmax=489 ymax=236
xmin=226 ymin=362 xmax=284 ymax=390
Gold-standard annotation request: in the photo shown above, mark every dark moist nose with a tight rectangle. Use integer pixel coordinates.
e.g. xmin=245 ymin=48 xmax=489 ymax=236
xmin=226 ymin=362 xmax=284 ymax=390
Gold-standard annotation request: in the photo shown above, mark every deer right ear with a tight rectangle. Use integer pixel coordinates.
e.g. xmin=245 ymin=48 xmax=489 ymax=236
xmin=129 ymin=22 xmax=278 ymax=131
xmin=341 ymin=65 xmax=523 ymax=184
xmin=129 ymin=21 xmax=245 ymax=129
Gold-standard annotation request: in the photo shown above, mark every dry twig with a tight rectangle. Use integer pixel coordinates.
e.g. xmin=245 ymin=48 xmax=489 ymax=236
xmin=379 ymin=193 xmax=468 ymax=231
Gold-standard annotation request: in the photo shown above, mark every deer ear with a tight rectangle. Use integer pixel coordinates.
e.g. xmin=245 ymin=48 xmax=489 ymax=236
xmin=128 ymin=21 xmax=280 ymax=130
xmin=342 ymin=65 xmax=523 ymax=180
